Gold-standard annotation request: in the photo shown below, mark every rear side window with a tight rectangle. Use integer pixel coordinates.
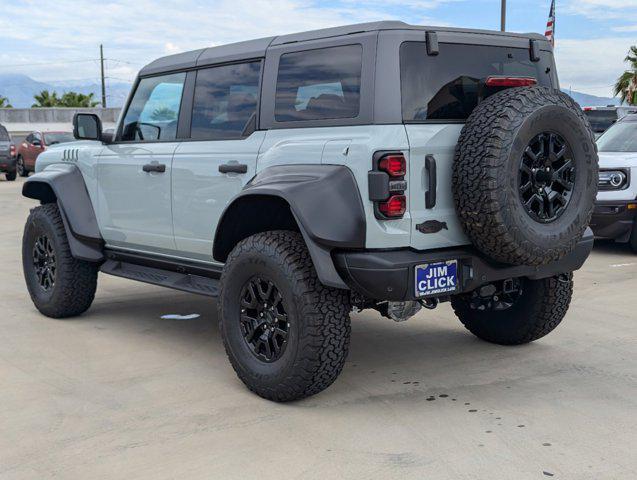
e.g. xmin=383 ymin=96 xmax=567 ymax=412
xmin=275 ymin=45 xmax=362 ymax=122
xmin=121 ymin=72 xmax=186 ymax=141
xmin=400 ymin=42 xmax=554 ymax=121
xmin=584 ymin=110 xmax=618 ymax=133
xmin=0 ymin=126 xmax=9 ymax=141
xmin=191 ymin=62 xmax=261 ymax=140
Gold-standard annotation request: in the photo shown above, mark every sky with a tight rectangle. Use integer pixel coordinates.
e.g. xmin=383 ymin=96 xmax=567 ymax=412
xmin=0 ymin=0 xmax=636 ymax=98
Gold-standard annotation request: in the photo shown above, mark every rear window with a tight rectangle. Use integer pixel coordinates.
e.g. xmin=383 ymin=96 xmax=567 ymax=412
xmin=0 ymin=126 xmax=9 ymax=141
xmin=400 ymin=42 xmax=554 ymax=122
xmin=275 ymin=45 xmax=362 ymax=122
xmin=584 ymin=110 xmax=618 ymax=133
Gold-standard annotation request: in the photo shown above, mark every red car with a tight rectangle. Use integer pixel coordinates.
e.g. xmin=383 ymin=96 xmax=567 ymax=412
xmin=16 ymin=131 xmax=74 ymax=177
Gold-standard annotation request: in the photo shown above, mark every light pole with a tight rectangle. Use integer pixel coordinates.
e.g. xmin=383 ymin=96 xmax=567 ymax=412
xmin=501 ymin=0 xmax=506 ymax=32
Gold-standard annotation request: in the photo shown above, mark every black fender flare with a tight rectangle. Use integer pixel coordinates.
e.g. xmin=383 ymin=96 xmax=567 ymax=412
xmin=214 ymin=165 xmax=366 ymax=289
xmin=22 ymin=164 xmax=104 ymax=262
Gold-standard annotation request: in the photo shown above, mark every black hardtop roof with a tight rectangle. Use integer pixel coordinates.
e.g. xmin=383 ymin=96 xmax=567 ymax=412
xmin=139 ymin=21 xmax=549 ymax=77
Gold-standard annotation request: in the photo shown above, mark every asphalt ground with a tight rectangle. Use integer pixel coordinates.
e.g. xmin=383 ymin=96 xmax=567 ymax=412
xmin=1 ymin=175 xmax=636 ymax=479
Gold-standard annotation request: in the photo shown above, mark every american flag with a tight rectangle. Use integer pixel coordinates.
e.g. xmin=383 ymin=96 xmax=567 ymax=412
xmin=545 ymin=0 xmax=556 ymax=46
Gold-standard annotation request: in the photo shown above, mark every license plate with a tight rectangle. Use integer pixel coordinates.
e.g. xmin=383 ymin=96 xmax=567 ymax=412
xmin=415 ymin=260 xmax=459 ymax=297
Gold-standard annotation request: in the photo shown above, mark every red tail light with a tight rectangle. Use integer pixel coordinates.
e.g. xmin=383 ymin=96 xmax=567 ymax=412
xmin=379 ymin=154 xmax=406 ymax=177
xmin=10 ymin=145 xmax=15 ymax=156
xmin=378 ymin=195 xmax=406 ymax=218
xmin=485 ymin=76 xmax=537 ymax=87
xmin=583 ymin=107 xmax=593 ymax=111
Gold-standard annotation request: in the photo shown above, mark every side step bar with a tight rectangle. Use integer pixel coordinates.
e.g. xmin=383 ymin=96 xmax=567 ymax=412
xmin=100 ymin=259 xmax=220 ymax=297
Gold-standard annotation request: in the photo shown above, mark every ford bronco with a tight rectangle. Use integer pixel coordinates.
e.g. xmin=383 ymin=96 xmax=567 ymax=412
xmin=21 ymin=22 xmax=598 ymax=401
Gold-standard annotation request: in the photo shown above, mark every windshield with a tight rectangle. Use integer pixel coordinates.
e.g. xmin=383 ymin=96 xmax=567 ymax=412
xmin=584 ymin=110 xmax=617 ymax=133
xmin=597 ymin=121 xmax=637 ymax=152
xmin=44 ymin=132 xmax=74 ymax=145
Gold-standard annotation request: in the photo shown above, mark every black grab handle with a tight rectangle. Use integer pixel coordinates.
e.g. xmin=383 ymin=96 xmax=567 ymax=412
xmin=219 ymin=163 xmax=248 ymax=174
xmin=142 ymin=163 xmax=166 ymax=173
xmin=425 ymin=154 xmax=436 ymax=209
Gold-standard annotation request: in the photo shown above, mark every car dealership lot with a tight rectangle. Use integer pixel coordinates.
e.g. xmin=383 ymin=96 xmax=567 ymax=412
xmin=1 ymin=176 xmax=635 ymax=480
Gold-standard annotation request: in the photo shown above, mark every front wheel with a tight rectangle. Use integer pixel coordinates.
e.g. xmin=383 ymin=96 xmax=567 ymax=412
xmin=5 ymin=171 xmax=16 ymax=181
xmin=23 ymin=204 xmax=98 ymax=318
xmin=629 ymin=222 xmax=637 ymax=253
xmin=219 ymin=231 xmax=351 ymax=402
xmin=451 ymin=274 xmax=573 ymax=345
xmin=17 ymin=156 xmax=28 ymax=177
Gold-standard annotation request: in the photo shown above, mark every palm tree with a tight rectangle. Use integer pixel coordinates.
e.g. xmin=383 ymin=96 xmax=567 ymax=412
xmin=59 ymin=92 xmax=99 ymax=108
xmin=0 ymin=95 xmax=12 ymax=108
xmin=32 ymin=90 xmax=61 ymax=107
xmin=614 ymin=45 xmax=637 ymax=106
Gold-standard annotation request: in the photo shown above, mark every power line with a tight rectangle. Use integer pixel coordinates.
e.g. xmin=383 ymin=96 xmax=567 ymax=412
xmin=0 ymin=58 xmax=99 ymax=68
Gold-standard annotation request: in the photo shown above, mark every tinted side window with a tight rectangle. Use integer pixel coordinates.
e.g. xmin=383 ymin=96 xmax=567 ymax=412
xmin=191 ymin=62 xmax=261 ymax=140
xmin=275 ymin=45 xmax=362 ymax=122
xmin=401 ymin=42 xmax=554 ymax=121
xmin=121 ymin=72 xmax=186 ymax=141
xmin=584 ymin=110 xmax=618 ymax=133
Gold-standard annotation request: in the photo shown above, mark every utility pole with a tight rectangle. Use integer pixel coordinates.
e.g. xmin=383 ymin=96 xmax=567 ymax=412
xmin=500 ymin=0 xmax=506 ymax=31
xmin=100 ymin=44 xmax=106 ymax=108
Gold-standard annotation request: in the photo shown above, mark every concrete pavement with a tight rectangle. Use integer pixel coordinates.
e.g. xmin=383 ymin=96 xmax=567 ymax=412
xmin=1 ymin=175 xmax=635 ymax=480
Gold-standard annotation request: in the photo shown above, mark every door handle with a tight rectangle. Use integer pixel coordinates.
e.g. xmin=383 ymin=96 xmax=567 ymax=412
xmin=142 ymin=162 xmax=166 ymax=173
xmin=425 ymin=154 xmax=436 ymax=209
xmin=219 ymin=163 xmax=248 ymax=174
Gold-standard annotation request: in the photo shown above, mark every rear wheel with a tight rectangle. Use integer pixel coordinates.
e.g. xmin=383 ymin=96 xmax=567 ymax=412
xmin=451 ymin=274 xmax=573 ymax=345
xmin=219 ymin=231 xmax=351 ymax=402
xmin=23 ymin=204 xmax=98 ymax=318
xmin=5 ymin=171 xmax=16 ymax=181
xmin=17 ymin=156 xmax=28 ymax=177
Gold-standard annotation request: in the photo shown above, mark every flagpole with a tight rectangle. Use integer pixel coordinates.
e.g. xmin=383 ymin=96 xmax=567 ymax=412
xmin=500 ymin=0 xmax=506 ymax=31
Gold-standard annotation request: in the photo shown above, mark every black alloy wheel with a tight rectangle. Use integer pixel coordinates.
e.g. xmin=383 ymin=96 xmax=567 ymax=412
xmin=466 ymin=278 xmax=523 ymax=311
xmin=240 ymin=277 xmax=290 ymax=363
xmin=519 ymin=132 xmax=575 ymax=223
xmin=32 ymin=234 xmax=56 ymax=291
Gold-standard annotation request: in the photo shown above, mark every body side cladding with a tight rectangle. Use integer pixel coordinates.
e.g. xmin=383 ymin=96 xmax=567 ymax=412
xmin=213 ymin=165 xmax=366 ymax=289
xmin=22 ymin=164 xmax=104 ymax=262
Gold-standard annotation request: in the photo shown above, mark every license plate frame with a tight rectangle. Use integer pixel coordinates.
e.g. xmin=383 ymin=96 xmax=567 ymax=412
xmin=414 ymin=260 xmax=459 ymax=298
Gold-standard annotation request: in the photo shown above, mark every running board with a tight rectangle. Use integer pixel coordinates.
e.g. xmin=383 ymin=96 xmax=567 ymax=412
xmin=100 ymin=259 xmax=220 ymax=297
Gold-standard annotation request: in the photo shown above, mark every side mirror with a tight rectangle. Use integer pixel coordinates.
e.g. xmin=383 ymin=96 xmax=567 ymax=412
xmin=31 ymin=139 xmax=42 ymax=147
xmin=73 ymin=113 xmax=103 ymax=141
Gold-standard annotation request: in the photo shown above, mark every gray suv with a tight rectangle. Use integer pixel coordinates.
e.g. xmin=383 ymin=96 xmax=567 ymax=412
xmin=21 ymin=22 xmax=598 ymax=401
xmin=0 ymin=124 xmax=16 ymax=181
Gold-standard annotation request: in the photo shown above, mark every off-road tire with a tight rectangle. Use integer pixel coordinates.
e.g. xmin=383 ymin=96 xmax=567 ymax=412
xmin=453 ymin=87 xmax=598 ymax=266
xmin=17 ymin=156 xmax=28 ymax=177
xmin=5 ymin=171 xmax=16 ymax=181
xmin=23 ymin=204 xmax=98 ymax=318
xmin=630 ymin=222 xmax=637 ymax=253
xmin=451 ymin=274 xmax=573 ymax=345
xmin=219 ymin=231 xmax=351 ymax=402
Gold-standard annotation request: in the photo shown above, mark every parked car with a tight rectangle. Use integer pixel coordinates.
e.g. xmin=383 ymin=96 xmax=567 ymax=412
xmin=583 ymin=106 xmax=637 ymax=138
xmin=0 ymin=124 xmax=16 ymax=181
xmin=590 ymin=113 xmax=637 ymax=251
xmin=16 ymin=131 xmax=74 ymax=177
xmin=20 ymin=21 xmax=598 ymax=401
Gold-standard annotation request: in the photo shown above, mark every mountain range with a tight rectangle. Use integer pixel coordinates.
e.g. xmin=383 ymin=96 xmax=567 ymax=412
xmin=0 ymin=73 xmax=622 ymax=109
xmin=0 ymin=74 xmax=131 ymax=108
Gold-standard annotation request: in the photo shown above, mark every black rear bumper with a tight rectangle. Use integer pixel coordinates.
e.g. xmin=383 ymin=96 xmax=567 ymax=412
xmin=334 ymin=229 xmax=594 ymax=301
xmin=590 ymin=200 xmax=637 ymax=243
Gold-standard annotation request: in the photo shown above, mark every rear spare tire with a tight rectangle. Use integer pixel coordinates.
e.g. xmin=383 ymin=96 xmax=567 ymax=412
xmin=453 ymin=87 xmax=598 ymax=266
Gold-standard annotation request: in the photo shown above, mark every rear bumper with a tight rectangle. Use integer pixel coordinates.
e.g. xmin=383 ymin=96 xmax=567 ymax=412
xmin=334 ymin=228 xmax=594 ymax=301
xmin=590 ymin=200 xmax=637 ymax=243
xmin=0 ymin=156 xmax=16 ymax=173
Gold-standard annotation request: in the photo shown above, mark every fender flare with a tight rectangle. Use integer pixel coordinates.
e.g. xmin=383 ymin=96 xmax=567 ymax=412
xmin=214 ymin=165 xmax=366 ymax=289
xmin=22 ymin=164 xmax=104 ymax=262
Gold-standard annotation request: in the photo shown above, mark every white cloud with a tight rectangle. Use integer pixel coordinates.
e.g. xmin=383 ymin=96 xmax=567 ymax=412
xmin=555 ymin=37 xmax=634 ymax=97
xmin=564 ymin=0 xmax=637 ymax=20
